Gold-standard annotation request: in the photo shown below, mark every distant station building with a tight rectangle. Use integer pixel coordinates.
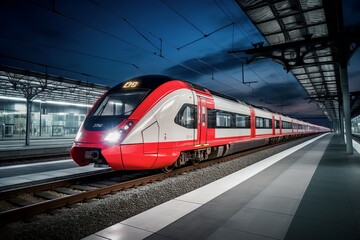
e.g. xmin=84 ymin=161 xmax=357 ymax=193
xmin=0 ymin=66 xmax=109 ymax=142
xmin=351 ymin=92 xmax=360 ymax=134
xmin=0 ymin=97 xmax=88 ymax=139
xmin=353 ymin=115 xmax=360 ymax=134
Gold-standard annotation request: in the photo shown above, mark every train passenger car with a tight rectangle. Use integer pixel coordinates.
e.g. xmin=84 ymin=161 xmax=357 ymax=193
xmin=71 ymin=75 xmax=329 ymax=172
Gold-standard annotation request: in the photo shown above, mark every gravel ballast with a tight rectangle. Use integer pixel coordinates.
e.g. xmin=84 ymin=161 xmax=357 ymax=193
xmin=1 ymin=136 xmax=317 ymax=240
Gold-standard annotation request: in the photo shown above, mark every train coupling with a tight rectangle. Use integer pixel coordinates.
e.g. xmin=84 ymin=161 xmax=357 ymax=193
xmin=84 ymin=149 xmax=110 ymax=168
xmin=85 ymin=149 xmax=100 ymax=160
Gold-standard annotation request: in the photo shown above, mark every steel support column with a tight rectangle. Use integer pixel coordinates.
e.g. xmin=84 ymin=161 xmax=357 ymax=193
xmin=340 ymin=66 xmax=353 ymax=153
xmin=335 ymin=121 xmax=338 ymax=133
xmin=39 ymin=102 xmax=42 ymax=137
xmin=339 ymin=105 xmax=344 ymax=138
xmin=25 ymin=99 xmax=32 ymax=146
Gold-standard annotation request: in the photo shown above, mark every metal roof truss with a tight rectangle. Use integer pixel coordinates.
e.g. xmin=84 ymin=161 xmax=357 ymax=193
xmin=233 ymin=0 xmax=345 ymax=121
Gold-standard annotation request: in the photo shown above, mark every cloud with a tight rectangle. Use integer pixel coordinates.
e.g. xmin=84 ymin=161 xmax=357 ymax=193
xmin=232 ymin=81 xmax=327 ymax=120
xmin=163 ymin=47 xmax=326 ymax=120
xmin=249 ymin=81 xmax=306 ymax=102
xmin=163 ymin=44 xmax=251 ymax=80
xmin=348 ymin=69 xmax=360 ymax=92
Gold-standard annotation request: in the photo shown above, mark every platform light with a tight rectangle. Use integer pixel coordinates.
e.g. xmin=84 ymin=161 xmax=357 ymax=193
xmin=45 ymin=100 xmax=92 ymax=108
xmin=0 ymin=95 xmax=92 ymax=108
xmin=0 ymin=96 xmax=26 ymax=102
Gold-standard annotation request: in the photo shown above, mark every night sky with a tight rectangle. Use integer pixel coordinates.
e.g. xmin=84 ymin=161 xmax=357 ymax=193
xmin=1 ymin=0 xmax=359 ymax=127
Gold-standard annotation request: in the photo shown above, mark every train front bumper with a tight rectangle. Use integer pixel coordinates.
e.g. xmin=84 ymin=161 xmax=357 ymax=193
xmin=70 ymin=142 xmax=124 ymax=170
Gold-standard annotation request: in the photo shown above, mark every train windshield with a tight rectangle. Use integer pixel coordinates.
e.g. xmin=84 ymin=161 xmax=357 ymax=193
xmin=92 ymin=90 xmax=149 ymax=117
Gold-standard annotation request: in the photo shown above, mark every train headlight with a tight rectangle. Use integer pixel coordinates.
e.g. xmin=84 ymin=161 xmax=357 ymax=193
xmin=104 ymin=121 xmax=134 ymax=143
xmin=104 ymin=130 xmax=123 ymax=143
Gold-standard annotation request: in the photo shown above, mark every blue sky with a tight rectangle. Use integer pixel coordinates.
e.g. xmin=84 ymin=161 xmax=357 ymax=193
xmin=0 ymin=0 xmax=359 ymax=127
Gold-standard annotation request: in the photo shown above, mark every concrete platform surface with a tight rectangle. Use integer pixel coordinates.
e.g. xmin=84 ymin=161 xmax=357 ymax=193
xmin=83 ymin=133 xmax=360 ymax=240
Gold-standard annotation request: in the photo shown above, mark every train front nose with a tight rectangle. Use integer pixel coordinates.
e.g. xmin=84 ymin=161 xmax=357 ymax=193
xmin=70 ymin=129 xmax=125 ymax=170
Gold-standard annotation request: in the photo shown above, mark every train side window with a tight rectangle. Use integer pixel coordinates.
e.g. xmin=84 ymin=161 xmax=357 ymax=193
xmin=256 ymin=117 xmax=272 ymax=129
xmin=282 ymin=121 xmax=292 ymax=129
xmin=275 ymin=120 xmax=280 ymax=129
xmin=235 ymin=114 xmax=250 ymax=128
xmin=256 ymin=117 xmax=264 ymax=128
xmin=174 ymin=104 xmax=197 ymax=129
xmin=208 ymin=109 xmax=250 ymax=128
xmin=216 ymin=111 xmax=232 ymax=127
xmin=264 ymin=118 xmax=271 ymax=128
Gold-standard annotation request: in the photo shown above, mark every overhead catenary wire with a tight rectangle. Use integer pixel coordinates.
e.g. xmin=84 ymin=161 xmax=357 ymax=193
xmin=29 ymin=0 xmax=158 ymax=56
xmin=27 ymin=0 xmax=223 ymax=87
xmin=162 ymin=1 xmax=245 ymax=67
xmin=87 ymin=0 xmax=163 ymax=56
xmin=86 ymin=0 xmax=252 ymax=93
xmin=224 ymin=0 xmax=265 ymax=44
xmin=177 ymin=22 xmax=234 ymax=50
xmin=212 ymin=0 xmax=297 ymax=97
xmin=215 ymin=0 xmax=307 ymax=97
xmin=160 ymin=0 xmax=204 ymax=33
xmin=158 ymin=0 xmax=253 ymax=89
xmin=0 ymin=34 xmax=145 ymax=74
xmin=212 ymin=0 xmax=255 ymax=44
xmin=25 ymin=0 xmax=288 ymax=100
xmin=0 ymin=54 xmax=116 ymax=86
xmin=28 ymin=0 xmax=254 ymax=94
xmin=211 ymin=0 xmax=271 ymax=84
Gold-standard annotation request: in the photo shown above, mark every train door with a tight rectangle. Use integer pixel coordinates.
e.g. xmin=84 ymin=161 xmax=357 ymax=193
xmin=142 ymin=121 xmax=159 ymax=155
xmin=250 ymin=107 xmax=256 ymax=138
xmin=275 ymin=117 xmax=280 ymax=135
xmin=197 ymin=96 xmax=207 ymax=145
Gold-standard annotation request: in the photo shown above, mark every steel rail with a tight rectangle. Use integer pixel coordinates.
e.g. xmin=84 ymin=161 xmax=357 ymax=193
xmin=0 ymin=169 xmax=114 ymax=199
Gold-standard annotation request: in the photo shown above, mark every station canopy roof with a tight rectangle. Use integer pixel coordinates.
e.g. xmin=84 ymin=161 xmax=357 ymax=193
xmin=235 ymin=0 xmax=348 ymax=121
xmin=0 ymin=65 xmax=109 ymax=106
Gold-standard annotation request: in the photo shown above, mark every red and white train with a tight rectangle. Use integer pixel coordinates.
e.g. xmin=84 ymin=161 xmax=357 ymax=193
xmin=71 ymin=75 xmax=329 ymax=172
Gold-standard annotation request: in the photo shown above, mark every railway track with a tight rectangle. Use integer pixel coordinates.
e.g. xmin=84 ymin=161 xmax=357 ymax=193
xmin=0 ymin=153 xmax=71 ymax=167
xmin=0 ymin=135 xmax=318 ymax=225
xmin=0 ymin=169 xmax=156 ymax=225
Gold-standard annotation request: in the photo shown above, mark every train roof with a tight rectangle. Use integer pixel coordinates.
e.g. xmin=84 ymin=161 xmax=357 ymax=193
xmin=207 ymin=90 xmax=240 ymax=104
xmin=111 ymin=75 xmax=323 ymax=128
xmin=113 ymin=75 xmax=243 ymax=105
xmin=113 ymin=75 xmax=285 ymax=113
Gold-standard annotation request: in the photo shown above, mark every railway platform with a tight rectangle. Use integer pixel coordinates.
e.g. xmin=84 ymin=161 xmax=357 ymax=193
xmin=84 ymin=133 xmax=360 ymax=240
xmin=0 ymin=159 xmax=110 ymax=189
xmin=0 ymin=138 xmax=73 ymax=163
